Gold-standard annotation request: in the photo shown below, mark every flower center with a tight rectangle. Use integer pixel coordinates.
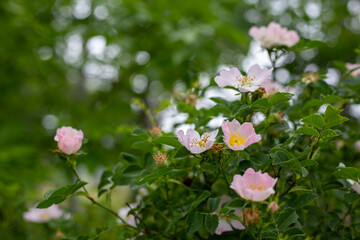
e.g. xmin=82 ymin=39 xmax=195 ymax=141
xmin=40 ymin=213 xmax=50 ymax=220
xmin=236 ymin=75 xmax=255 ymax=85
xmin=229 ymin=132 xmax=247 ymax=146
xmin=191 ymin=133 xmax=210 ymax=148
xmin=249 ymin=184 xmax=263 ymax=192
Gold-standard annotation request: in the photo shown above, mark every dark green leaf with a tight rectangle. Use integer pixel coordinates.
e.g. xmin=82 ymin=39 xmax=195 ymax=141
xmin=37 ymin=181 xmax=87 ymax=208
xmin=205 ymin=214 xmax=219 ymax=235
xmin=277 ymin=208 xmax=298 ymax=229
xmin=120 ymin=152 xmax=140 ymax=164
xmin=186 ymin=212 xmax=203 ymax=235
xmin=136 ymin=168 xmax=186 ymax=185
xmin=294 ymin=192 xmax=318 ymax=208
xmin=334 ymin=167 xmax=360 ymax=182
xmin=165 ymin=212 xmax=186 ymax=232
xmin=188 ymin=191 xmax=211 ymax=212
xmin=270 ymin=92 xmax=293 ymax=107
xmin=152 ymin=136 xmax=181 ymax=148
xmin=284 ymin=227 xmax=305 ymax=238
xmin=208 ymin=197 xmax=221 ymax=213
xmin=174 ymin=146 xmax=191 ymax=159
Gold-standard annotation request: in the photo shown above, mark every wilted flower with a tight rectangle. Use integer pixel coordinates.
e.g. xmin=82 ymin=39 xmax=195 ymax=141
xmin=177 ymin=129 xmax=218 ymax=154
xmin=153 ymin=151 xmax=167 ymax=165
xmin=149 ymin=126 xmax=162 ymax=136
xmin=23 ymin=205 xmax=64 ymax=223
xmin=302 ymin=71 xmax=319 ymax=84
xmin=186 ymin=93 xmax=198 ymax=107
xmin=222 ymin=120 xmax=261 ymax=151
xmin=267 ymin=201 xmax=279 ymax=214
xmin=54 ymin=126 xmax=84 ymax=155
xmin=230 ymin=168 xmax=278 ymax=202
xmin=243 ymin=208 xmax=261 ymax=226
xmin=213 ymin=196 xmax=245 ymax=235
xmin=249 ymin=22 xmax=300 ymax=49
xmin=339 ymin=163 xmax=360 ymax=194
xmin=346 ymin=63 xmax=360 ymax=77
xmin=215 ymin=65 xmax=273 ymax=93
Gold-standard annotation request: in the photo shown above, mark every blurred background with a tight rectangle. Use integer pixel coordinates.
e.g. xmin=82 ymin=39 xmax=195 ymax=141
xmin=1 ymin=0 xmax=360 ymax=239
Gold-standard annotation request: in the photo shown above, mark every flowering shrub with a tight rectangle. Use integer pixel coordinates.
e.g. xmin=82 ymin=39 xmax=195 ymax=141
xmin=27 ymin=22 xmax=360 ymax=239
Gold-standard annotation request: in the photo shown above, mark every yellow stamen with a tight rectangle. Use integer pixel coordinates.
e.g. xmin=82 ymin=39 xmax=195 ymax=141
xmin=236 ymin=75 xmax=255 ymax=85
xmin=249 ymin=184 xmax=263 ymax=191
xmin=229 ymin=132 xmax=247 ymax=146
xmin=191 ymin=134 xmax=210 ymax=148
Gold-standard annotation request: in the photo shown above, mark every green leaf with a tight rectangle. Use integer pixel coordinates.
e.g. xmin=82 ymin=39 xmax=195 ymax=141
xmin=186 ymin=212 xmax=203 ymax=235
xmin=188 ymin=191 xmax=211 ymax=212
xmin=165 ymin=212 xmax=186 ymax=232
xmin=251 ymin=98 xmax=270 ymax=109
xmin=273 ymin=151 xmax=291 ymax=165
xmin=205 ymin=214 xmax=219 ymax=235
xmin=136 ymin=168 xmax=186 ymax=185
xmin=131 ymin=140 xmax=152 ymax=149
xmin=295 ymin=126 xmax=319 ymax=137
xmin=301 ymin=114 xmax=325 ymax=129
xmin=322 ymin=95 xmax=343 ymax=104
xmin=344 ymin=193 xmax=358 ymax=204
xmin=294 ymin=192 xmax=318 ymax=208
xmin=261 ymin=232 xmax=278 ymax=239
xmin=174 ymin=146 xmax=191 ymax=159
xmin=270 ymin=92 xmax=293 ymax=107
xmin=98 ymin=170 xmax=113 ymax=195
xmin=322 ymin=129 xmax=340 ymax=139
xmin=122 ymin=164 xmax=143 ymax=176
xmin=334 ymin=167 xmax=360 ymax=182
xmin=208 ymin=197 xmax=221 ymax=213
xmin=323 ymin=105 xmax=348 ymax=128
xmin=37 ymin=181 xmax=87 ymax=208
xmin=152 ymin=136 xmax=181 ymax=148
xmin=141 ymin=153 xmax=155 ymax=169
xmin=277 ymin=208 xmax=298 ymax=229
xmin=324 ymin=105 xmax=341 ymax=121
xmin=284 ymin=227 xmax=305 ymax=238
xmin=300 ymin=159 xmax=318 ymax=167
xmin=120 ymin=152 xmax=140 ymax=164
xmin=224 ymin=198 xmax=246 ymax=209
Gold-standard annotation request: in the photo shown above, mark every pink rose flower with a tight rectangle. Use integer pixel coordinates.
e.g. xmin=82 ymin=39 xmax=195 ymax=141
xmin=249 ymin=22 xmax=300 ymax=49
xmin=177 ymin=129 xmax=218 ymax=154
xmin=261 ymin=79 xmax=293 ymax=96
xmin=214 ymin=196 xmax=245 ymax=235
xmin=54 ymin=126 xmax=84 ymax=155
xmin=215 ymin=65 xmax=273 ymax=93
xmin=230 ymin=168 xmax=278 ymax=202
xmin=222 ymin=120 xmax=261 ymax=151
xmin=23 ymin=205 xmax=64 ymax=223
xmin=346 ymin=63 xmax=360 ymax=77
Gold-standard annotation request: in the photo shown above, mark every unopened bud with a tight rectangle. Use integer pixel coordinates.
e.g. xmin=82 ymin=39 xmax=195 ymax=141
xmin=153 ymin=151 xmax=167 ymax=165
xmin=267 ymin=201 xmax=279 ymax=214
xmin=149 ymin=126 xmax=162 ymax=136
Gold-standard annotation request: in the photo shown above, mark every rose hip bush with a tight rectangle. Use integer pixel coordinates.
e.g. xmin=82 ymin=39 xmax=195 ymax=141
xmin=26 ymin=23 xmax=360 ymax=239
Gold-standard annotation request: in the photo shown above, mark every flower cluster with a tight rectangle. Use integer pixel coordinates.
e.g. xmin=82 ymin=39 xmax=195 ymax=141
xmin=249 ymin=22 xmax=300 ymax=49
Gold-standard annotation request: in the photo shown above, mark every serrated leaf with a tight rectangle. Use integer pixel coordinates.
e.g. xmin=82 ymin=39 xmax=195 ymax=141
xmin=322 ymin=129 xmax=340 ymax=139
xmin=334 ymin=167 xmax=360 ymax=182
xmin=277 ymin=208 xmax=298 ymax=229
xmin=136 ymin=168 xmax=186 ymax=185
xmin=273 ymin=151 xmax=291 ymax=165
xmin=295 ymin=126 xmax=319 ymax=137
xmin=174 ymin=146 xmax=191 ymax=159
xmin=284 ymin=227 xmax=305 ymax=238
xmin=325 ymin=116 xmax=349 ymax=129
xmin=271 ymin=92 xmax=293 ymax=107
xmin=300 ymin=159 xmax=318 ymax=167
xmin=37 ymin=181 xmax=87 ymax=208
xmin=301 ymin=114 xmax=325 ymax=129
xmin=294 ymin=192 xmax=318 ymax=208
xmin=120 ymin=152 xmax=140 ymax=164
xmin=165 ymin=212 xmax=186 ymax=232
xmin=324 ymin=105 xmax=341 ymax=121
xmin=188 ymin=191 xmax=211 ymax=212
xmin=186 ymin=212 xmax=203 ymax=235
xmin=152 ymin=136 xmax=181 ymax=148
xmin=251 ymin=98 xmax=270 ymax=109
xmin=208 ymin=197 xmax=221 ymax=213
xmin=205 ymin=214 xmax=219 ymax=235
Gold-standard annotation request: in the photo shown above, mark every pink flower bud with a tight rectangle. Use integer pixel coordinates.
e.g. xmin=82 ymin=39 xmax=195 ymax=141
xmin=54 ymin=126 xmax=84 ymax=155
xmin=267 ymin=201 xmax=279 ymax=214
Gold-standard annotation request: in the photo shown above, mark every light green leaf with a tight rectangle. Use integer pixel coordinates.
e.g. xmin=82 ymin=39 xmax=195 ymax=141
xmin=270 ymin=92 xmax=293 ymax=107
xmin=301 ymin=114 xmax=325 ymax=129
xmin=152 ymin=136 xmax=181 ymax=148
xmin=295 ymin=126 xmax=319 ymax=137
